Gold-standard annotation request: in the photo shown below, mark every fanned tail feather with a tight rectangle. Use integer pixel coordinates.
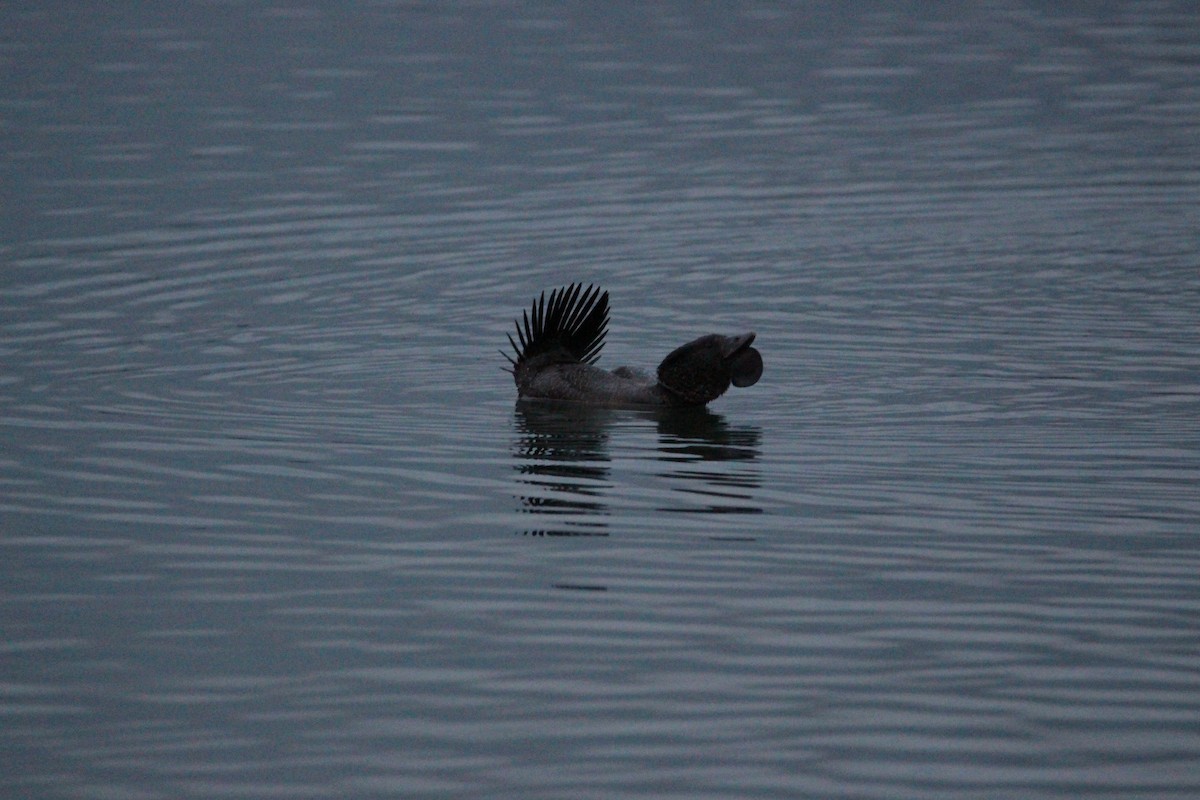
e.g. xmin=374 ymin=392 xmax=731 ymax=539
xmin=504 ymin=283 xmax=609 ymax=371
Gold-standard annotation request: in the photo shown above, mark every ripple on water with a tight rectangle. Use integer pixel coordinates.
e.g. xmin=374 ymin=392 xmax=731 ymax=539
xmin=4 ymin=2 xmax=1200 ymax=798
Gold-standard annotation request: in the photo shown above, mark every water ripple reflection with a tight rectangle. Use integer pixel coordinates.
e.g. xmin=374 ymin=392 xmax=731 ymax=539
xmin=4 ymin=1 xmax=1200 ymax=798
xmin=512 ymin=404 xmax=763 ymax=538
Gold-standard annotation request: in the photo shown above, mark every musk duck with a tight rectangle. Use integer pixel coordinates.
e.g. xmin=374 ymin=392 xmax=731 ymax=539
xmin=503 ymin=283 xmax=762 ymax=407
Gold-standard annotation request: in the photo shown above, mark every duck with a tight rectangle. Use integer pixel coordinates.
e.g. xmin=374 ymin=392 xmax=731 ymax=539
xmin=503 ymin=283 xmax=762 ymax=407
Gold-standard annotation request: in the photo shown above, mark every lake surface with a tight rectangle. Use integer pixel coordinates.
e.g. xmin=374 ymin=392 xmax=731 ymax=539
xmin=3 ymin=2 xmax=1199 ymax=798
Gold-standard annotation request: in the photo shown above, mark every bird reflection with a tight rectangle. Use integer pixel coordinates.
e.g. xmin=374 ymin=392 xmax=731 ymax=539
xmin=512 ymin=403 xmax=615 ymax=537
xmin=512 ymin=403 xmax=763 ymax=536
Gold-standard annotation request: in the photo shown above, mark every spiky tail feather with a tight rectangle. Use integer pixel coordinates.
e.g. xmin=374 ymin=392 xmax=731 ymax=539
xmin=503 ymin=283 xmax=609 ymax=372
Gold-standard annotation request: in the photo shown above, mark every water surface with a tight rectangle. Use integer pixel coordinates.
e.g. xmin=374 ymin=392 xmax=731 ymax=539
xmin=3 ymin=2 xmax=1199 ymax=798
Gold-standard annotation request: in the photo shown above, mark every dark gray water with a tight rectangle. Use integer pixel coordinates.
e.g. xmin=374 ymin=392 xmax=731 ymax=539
xmin=4 ymin=3 xmax=1199 ymax=798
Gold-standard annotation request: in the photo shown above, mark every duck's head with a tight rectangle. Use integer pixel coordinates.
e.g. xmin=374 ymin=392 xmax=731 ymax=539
xmin=656 ymin=332 xmax=763 ymax=406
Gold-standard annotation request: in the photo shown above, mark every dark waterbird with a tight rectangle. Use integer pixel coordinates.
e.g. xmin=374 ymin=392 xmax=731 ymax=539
xmin=503 ymin=283 xmax=762 ymax=407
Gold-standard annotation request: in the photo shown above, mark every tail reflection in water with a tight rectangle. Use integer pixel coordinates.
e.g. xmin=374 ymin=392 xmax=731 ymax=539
xmin=511 ymin=403 xmax=762 ymax=537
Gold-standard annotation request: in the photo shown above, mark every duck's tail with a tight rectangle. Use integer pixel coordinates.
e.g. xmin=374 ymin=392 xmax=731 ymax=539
xmin=502 ymin=283 xmax=609 ymax=373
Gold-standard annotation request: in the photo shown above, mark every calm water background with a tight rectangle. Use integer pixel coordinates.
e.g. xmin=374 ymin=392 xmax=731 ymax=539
xmin=3 ymin=2 xmax=1200 ymax=798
